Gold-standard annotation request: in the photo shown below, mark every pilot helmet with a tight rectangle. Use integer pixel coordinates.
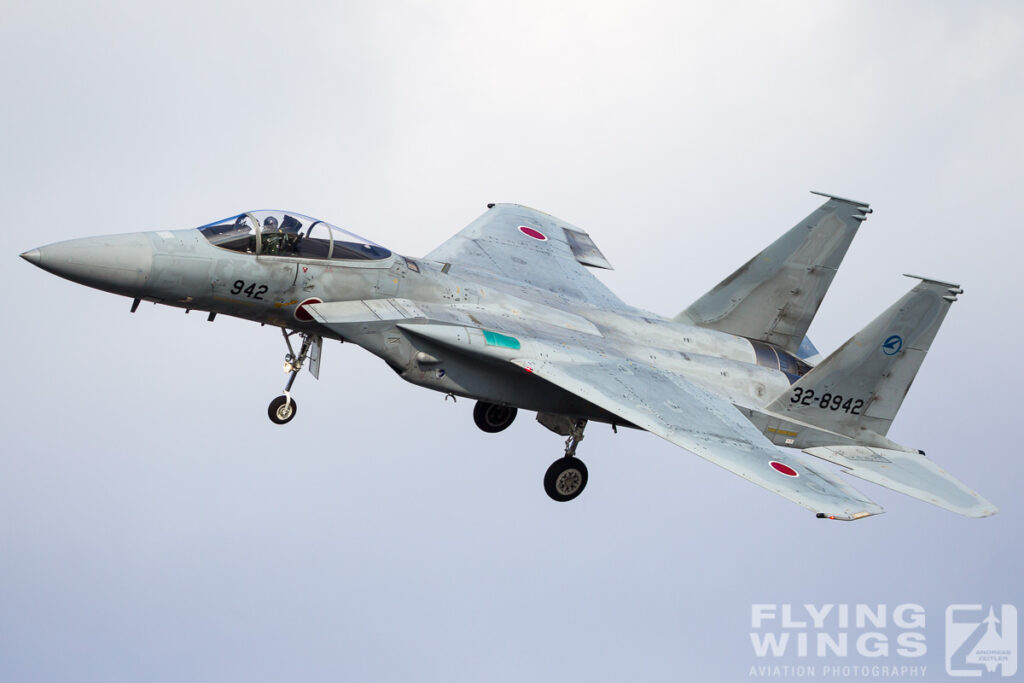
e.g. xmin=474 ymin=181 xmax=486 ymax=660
xmin=263 ymin=216 xmax=279 ymax=232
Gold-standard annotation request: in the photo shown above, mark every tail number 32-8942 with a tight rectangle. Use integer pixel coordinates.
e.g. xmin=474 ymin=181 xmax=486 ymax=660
xmin=790 ymin=387 xmax=863 ymax=414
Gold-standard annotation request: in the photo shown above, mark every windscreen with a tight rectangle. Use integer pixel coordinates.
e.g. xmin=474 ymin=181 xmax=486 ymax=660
xmin=199 ymin=211 xmax=391 ymax=261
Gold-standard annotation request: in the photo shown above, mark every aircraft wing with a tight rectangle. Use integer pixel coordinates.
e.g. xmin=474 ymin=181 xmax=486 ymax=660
xmin=512 ymin=353 xmax=885 ymax=521
xmin=308 ymin=301 xmax=883 ymax=520
xmin=424 ymin=203 xmax=631 ymax=311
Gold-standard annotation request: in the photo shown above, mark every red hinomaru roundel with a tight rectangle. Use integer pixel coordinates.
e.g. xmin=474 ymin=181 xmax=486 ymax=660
xmin=294 ymin=297 xmax=323 ymax=322
xmin=518 ymin=225 xmax=547 ymax=241
xmin=769 ymin=461 xmax=799 ymax=477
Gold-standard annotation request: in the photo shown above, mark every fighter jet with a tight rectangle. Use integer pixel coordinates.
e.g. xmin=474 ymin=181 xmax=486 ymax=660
xmin=19 ymin=192 xmax=996 ymax=520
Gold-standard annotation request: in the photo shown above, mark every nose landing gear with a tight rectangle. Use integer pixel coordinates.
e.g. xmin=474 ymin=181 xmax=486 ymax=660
xmin=543 ymin=419 xmax=589 ymax=502
xmin=267 ymin=329 xmax=321 ymax=425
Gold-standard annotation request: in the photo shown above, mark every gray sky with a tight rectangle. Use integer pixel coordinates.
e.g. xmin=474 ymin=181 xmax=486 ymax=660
xmin=2 ymin=2 xmax=1022 ymax=681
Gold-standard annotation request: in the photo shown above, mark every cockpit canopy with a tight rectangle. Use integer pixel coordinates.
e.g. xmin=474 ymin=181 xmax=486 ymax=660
xmin=198 ymin=211 xmax=391 ymax=261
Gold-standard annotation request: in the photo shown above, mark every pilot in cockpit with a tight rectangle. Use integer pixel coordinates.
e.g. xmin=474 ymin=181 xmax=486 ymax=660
xmin=261 ymin=216 xmax=284 ymax=255
xmin=262 ymin=215 xmax=302 ymax=256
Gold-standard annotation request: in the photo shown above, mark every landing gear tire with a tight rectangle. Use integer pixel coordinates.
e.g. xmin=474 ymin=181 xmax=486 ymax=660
xmin=544 ymin=457 xmax=588 ymax=502
xmin=268 ymin=395 xmax=298 ymax=425
xmin=473 ymin=401 xmax=518 ymax=433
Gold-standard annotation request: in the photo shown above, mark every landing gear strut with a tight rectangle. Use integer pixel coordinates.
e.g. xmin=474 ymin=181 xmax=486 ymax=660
xmin=267 ymin=329 xmax=318 ymax=425
xmin=473 ymin=401 xmax=518 ymax=433
xmin=543 ymin=419 xmax=589 ymax=502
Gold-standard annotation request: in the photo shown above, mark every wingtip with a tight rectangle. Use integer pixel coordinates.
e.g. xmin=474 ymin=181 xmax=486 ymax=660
xmin=817 ymin=506 xmax=885 ymax=521
xmin=963 ymin=503 xmax=999 ymax=519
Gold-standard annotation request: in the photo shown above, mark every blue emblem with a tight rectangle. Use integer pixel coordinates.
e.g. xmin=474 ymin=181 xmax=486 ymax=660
xmin=882 ymin=334 xmax=903 ymax=356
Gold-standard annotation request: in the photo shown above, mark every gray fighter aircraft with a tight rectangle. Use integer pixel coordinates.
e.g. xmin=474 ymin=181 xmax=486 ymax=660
xmin=20 ymin=193 xmax=996 ymax=520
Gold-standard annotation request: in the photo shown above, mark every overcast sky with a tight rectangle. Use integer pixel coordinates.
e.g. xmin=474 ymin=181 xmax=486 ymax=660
xmin=2 ymin=2 xmax=1022 ymax=681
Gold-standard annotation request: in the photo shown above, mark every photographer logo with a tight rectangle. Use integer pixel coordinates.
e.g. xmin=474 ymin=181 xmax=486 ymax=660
xmin=946 ymin=604 xmax=1017 ymax=677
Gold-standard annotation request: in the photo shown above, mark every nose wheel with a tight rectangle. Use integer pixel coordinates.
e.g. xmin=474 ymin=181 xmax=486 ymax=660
xmin=267 ymin=329 xmax=320 ymax=425
xmin=543 ymin=419 xmax=589 ymax=502
xmin=268 ymin=394 xmax=298 ymax=424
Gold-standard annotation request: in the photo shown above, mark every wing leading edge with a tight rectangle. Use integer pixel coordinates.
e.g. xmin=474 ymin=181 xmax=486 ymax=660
xmin=513 ymin=353 xmax=884 ymax=521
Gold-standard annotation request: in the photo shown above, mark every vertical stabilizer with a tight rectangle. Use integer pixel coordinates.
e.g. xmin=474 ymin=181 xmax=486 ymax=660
xmin=767 ymin=276 xmax=963 ymax=438
xmin=677 ymin=192 xmax=870 ymax=354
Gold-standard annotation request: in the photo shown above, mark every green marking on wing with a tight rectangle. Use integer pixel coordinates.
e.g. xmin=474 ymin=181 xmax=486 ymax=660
xmin=482 ymin=330 xmax=521 ymax=350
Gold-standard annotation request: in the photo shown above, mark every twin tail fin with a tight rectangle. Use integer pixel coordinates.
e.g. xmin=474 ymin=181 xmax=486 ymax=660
xmin=767 ymin=275 xmax=963 ymax=439
xmin=677 ymin=192 xmax=871 ymax=355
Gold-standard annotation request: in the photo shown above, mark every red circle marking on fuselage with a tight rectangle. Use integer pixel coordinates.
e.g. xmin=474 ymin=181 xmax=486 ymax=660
xmin=518 ymin=226 xmax=547 ymax=241
xmin=769 ymin=461 xmax=799 ymax=477
xmin=294 ymin=297 xmax=324 ymax=322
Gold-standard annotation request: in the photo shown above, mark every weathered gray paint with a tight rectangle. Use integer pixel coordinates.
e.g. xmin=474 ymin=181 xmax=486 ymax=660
xmin=766 ymin=276 xmax=963 ymax=437
xmin=20 ymin=196 xmax=995 ymax=520
xmin=678 ymin=194 xmax=871 ymax=354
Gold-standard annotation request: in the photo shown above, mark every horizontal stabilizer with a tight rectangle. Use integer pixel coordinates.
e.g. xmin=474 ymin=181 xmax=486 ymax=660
xmin=677 ymin=193 xmax=870 ymax=354
xmin=805 ymin=446 xmax=997 ymax=518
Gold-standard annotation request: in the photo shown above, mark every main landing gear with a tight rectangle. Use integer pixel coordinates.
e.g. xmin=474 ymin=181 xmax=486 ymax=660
xmin=543 ymin=419 xmax=589 ymax=502
xmin=268 ymin=329 xmax=320 ymax=425
xmin=473 ymin=401 xmax=518 ymax=433
xmin=477 ymin=406 xmax=590 ymax=502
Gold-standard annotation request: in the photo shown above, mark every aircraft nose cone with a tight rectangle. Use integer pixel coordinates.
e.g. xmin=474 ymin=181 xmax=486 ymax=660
xmin=25 ymin=233 xmax=154 ymax=296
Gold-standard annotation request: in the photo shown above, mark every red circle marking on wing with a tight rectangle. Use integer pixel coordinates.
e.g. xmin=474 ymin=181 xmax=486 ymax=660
xmin=518 ymin=226 xmax=547 ymax=241
xmin=769 ymin=461 xmax=799 ymax=477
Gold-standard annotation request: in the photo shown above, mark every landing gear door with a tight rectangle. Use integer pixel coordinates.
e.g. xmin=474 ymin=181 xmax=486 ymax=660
xmin=308 ymin=335 xmax=323 ymax=379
